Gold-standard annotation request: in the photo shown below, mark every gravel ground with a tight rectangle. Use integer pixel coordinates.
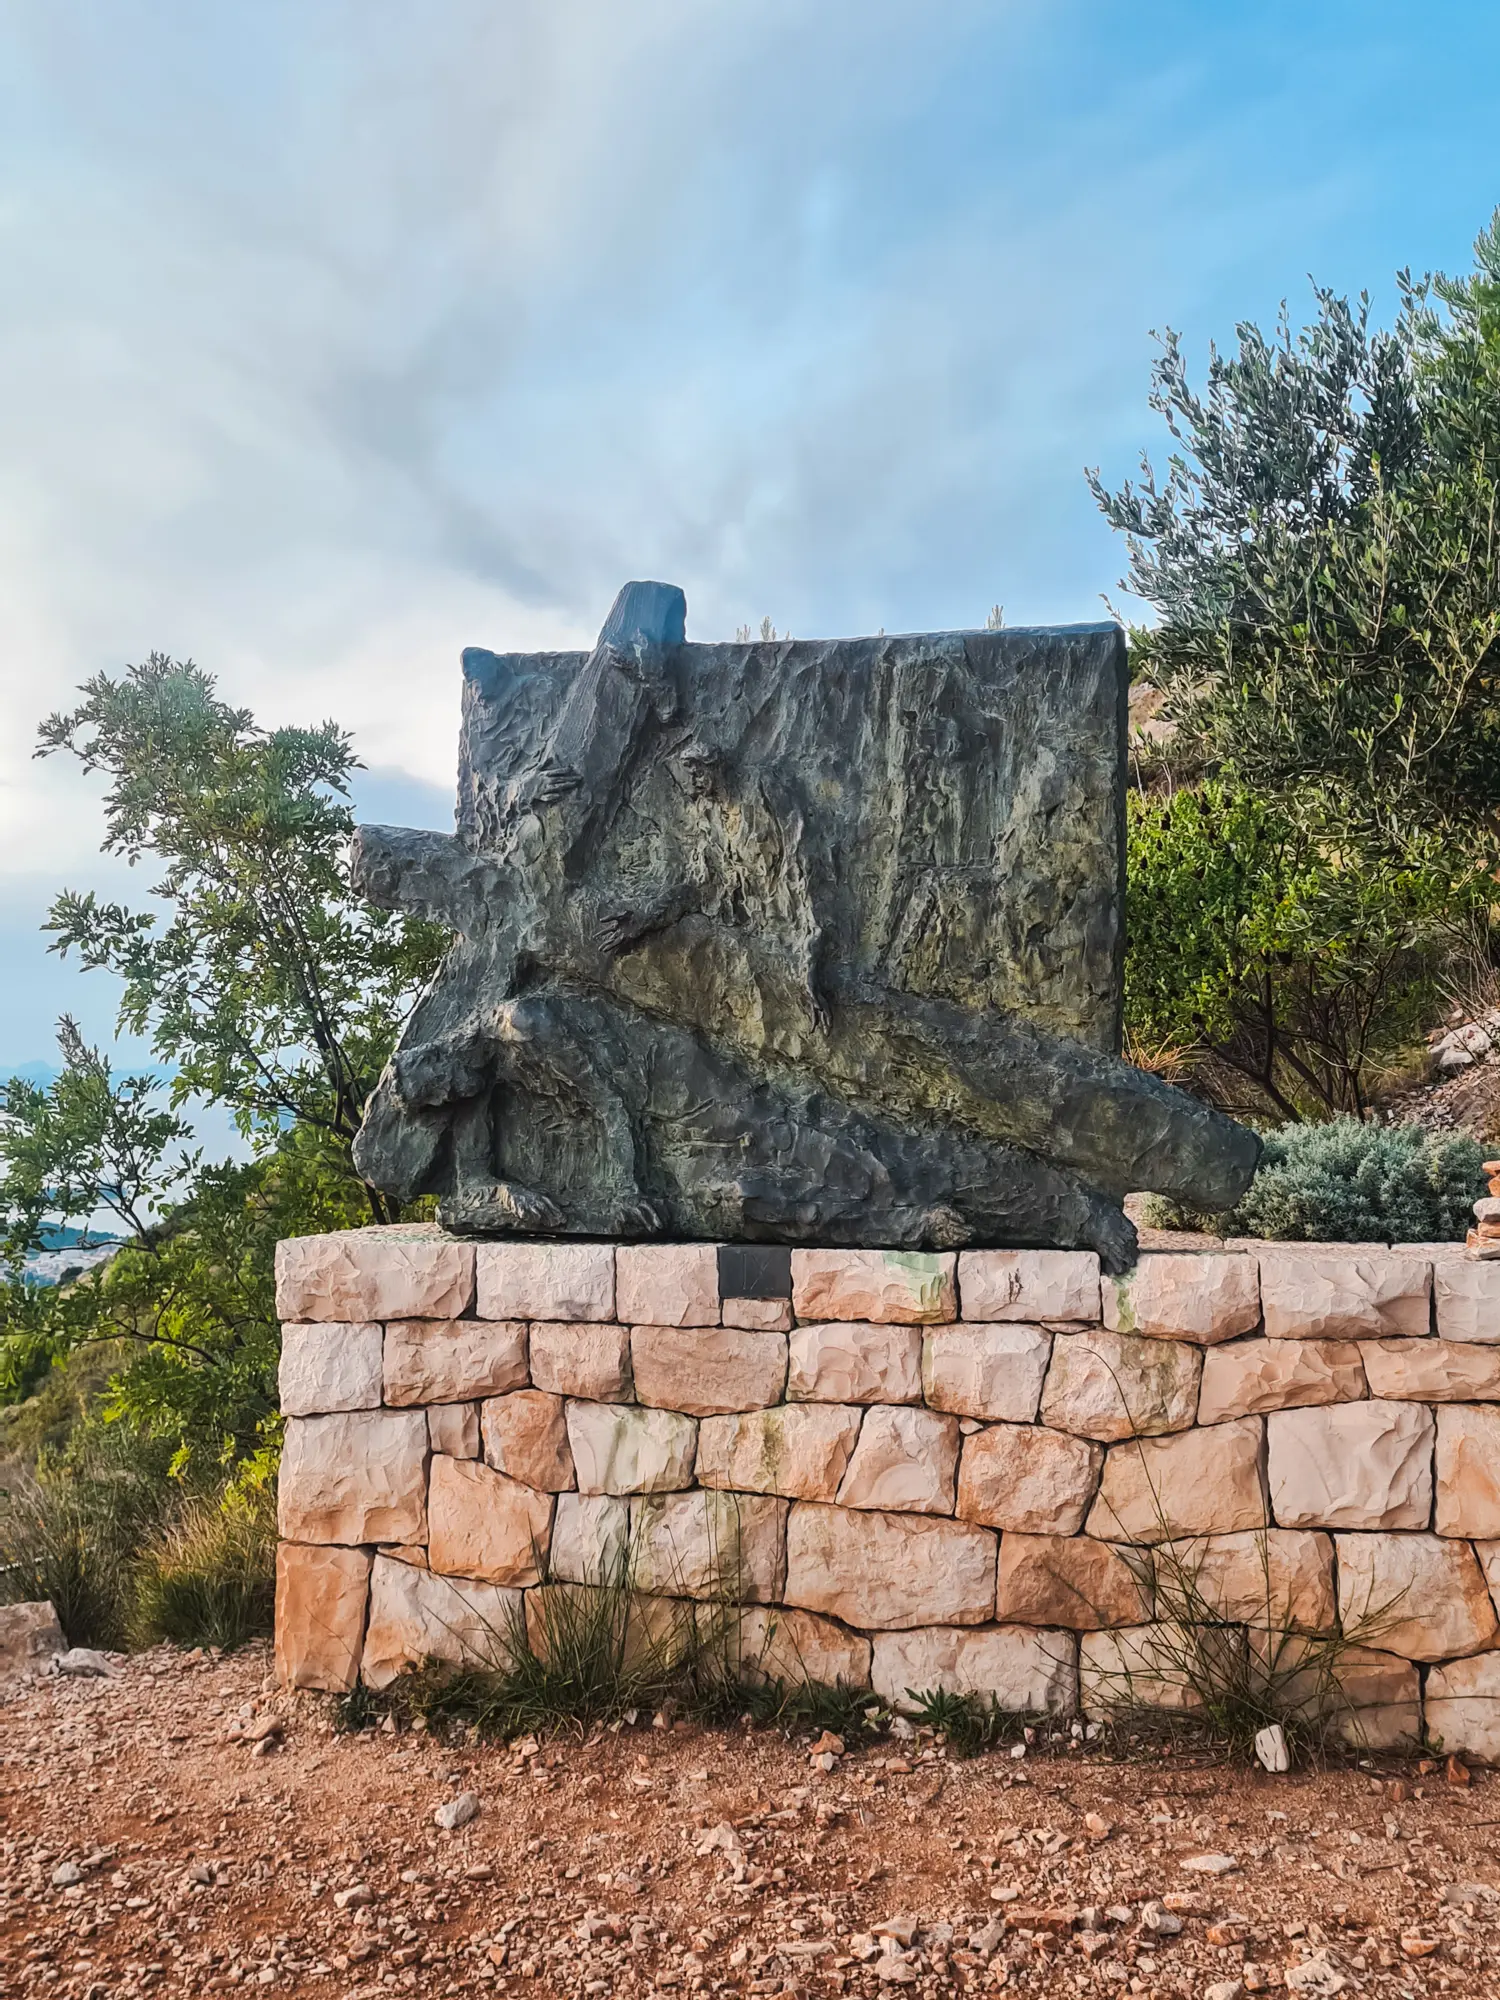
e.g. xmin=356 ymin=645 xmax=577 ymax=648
xmin=4 ymin=1643 xmax=1500 ymax=1999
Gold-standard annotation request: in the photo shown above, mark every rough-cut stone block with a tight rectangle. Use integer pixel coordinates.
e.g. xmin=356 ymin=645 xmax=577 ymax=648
xmin=871 ymin=1624 xmax=1077 ymax=1713
xmin=565 ymin=1402 xmax=697 ymax=1495
xmin=1335 ymin=1647 xmax=1423 ymax=1751
xmin=957 ymin=1250 xmax=1100 ymax=1325
xmin=836 ymin=1406 xmax=960 ymax=1515
xmin=383 ymin=1319 xmax=527 ymax=1406
xmin=1434 ymin=1260 xmax=1500 ymax=1344
xmin=1039 ymin=1330 xmax=1201 ymax=1442
xmin=1259 ymin=1249 xmax=1430 ymax=1340
xmin=723 ymin=1297 xmax=793 ymax=1332
xmin=474 ymin=1241 xmax=615 ymax=1321
xmin=278 ymin=1322 xmax=383 ymax=1417
xmin=1085 ymin=1419 xmax=1266 ymax=1543
xmin=528 ymin=1321 xmax=632 ymax=1401
xmin=1267 ymin=1401 xmax=1433 ymax=1530
xmin=427 ymin=1402 xmax=480 ymax=1459
xmin=1336 ymin=1532 xmax=1498 ymax=1661
xmin=274 ymin=1543 xmax=372 ymax=1692
xmin=921 ymin=1323 xmax=1052 ymax=1422
xmin=731 ymin=1606 xmax=872 ymax=1689
xmin=786 ymin=1322 xmax=923 ymax=1404
xmin=278 ymin=1410 xmax=429 ymax=1546
xmin=1426 ymin=1653 xmax=1500 ymax=1763
xmin=628 ymin=1491 xmax=787 ymax=1601
xmin=790 ymin=1249 xmax=956 ymax=1324
xmin=1197 ymin=1338 xmax=1366 ymax=1424
xmin=956 ymin=1423 xmax=1103 ymax=1536
xmin=695 ymin=1405 xmax=864 ymax=1501
xmin=1362 ymin=1338 xmax=1500 ymax=1401
xmin=1104 ymin=1252 xmax=1259 ymax=1345
xmin=1478 ymin=1539 xmax=1500 ymax=1617
xmin=1153 ymin=1529 xmax=1336 ymax=1632
xmin=995 ymin=1534 xmax=1147 ymax=1630
xmin=784 ymin=1502 xmax=996 ymax=1629
xmin=1435 ymin=1405 xmax=1500 ymax=1536
xmin=427 ymin=1455 xmax=554 ymax=1586
xmin=630 ymin=1324 xmax=787 ymax=1416
xmin=0 ymin=1600 xmax=64 ymax=1675
xmin=549 ymin=1493 xmax=629 ymax=1584
xmin=615 ymin=1244 xmax=720 ymax=1327
xmin=361 ymin=1553 xmax=520 ymax=1690
xmin=481 ymin=1390 xmax=575 ymax=1491
xmin=275 ymin=1225 xmax=474 ymax=1322
xmin=1080 ymin=1623 xmax=1218 ymax=1715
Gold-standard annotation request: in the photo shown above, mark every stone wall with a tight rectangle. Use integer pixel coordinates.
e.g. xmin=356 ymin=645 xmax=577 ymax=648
xmin=273 ymin=1227 xmax=1500 ymax=1759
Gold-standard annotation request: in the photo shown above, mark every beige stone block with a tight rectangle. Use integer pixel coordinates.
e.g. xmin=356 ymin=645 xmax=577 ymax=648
xmin=566 ymin=1401 xmax=697 ymax=1494
xmin=783 ymin=1502 xmax=996 ymax=1629
xmin=921 ymin=1323 xmax=1052 ymax=1421
xmin=835 ymin=1406 xmax=960 ymax=1515
xmin=1362 ymin=1338 xmax=1500 ymax=1401
xmin=723 ymin=1297 xmax=793 ymax=1332
xmin=427 ymin=1403 xmax=480 ymax=1459
xmin=278 ymin=1322 xmax=383 ymax=1417
xmin=360 ymin=1553 xmax=521 ymax=1690
xmin=870 ymin=1624 xmax=1077 ymax=1713
xmin=1085 ymin=1419 xmax=1266 ymax=1543
xmin=278 ymin=1410 xmax=428 ymax=1546
xmin=1104 ymin=1252 xmax=1260 ymax=1345
xmin=786 ymin=1321 xmax=923 ymax=1404
xmin=1039 ymin=1330 xmax=1202 ymax=1442
xmin=695 ymin=1405 xmax=864 ymax=1502
xmin=957 ymin=1249 xmax=1101 ymax=1324
xmin=1434 ymin=1260 xmax=1500 ymax=1343
xmin=383 ymin=1319 xmax=528 ymax=1406
xmin=1080 ymin=1623 xmax=1223 ymax=1716
xmin=1334 ymin=1647 xmax=1424 ymax=1751
xmin=275 ymin=1225 xmax=474 ymax=1322
xmin=427 ymin=1455 xmax=554 ymax=1586
xmin=1477 ymin=1538 xmax=1500 ymax=1616
xmin=1267 ymin=1401 xmax=1433 ymax=1530
xmin=630 ymin=1324 xmax=787 ymax=1416
xmin=1259 ymin=1249 xmax=1430 ymax=1340
xmin=731 ymin=1606 xmax=872 ymax=1690
xmin=1197 ymin=1337 xmax=1366 ymax=1424
xmin=1426 ymin=1652 xmax=1500 ymax=1763
xmin=474 ymin=1241 xmax=615 ymax=1322
xmin=528 ymin=1321 xmax=632 ymax=1402
xmin=628 ymin=1490 xmax=787 ymax=1601
xmin=1152 ymin=1528 xmax=1335 ymax=1632
xmin=549 ymin=1493 xmax=629 ymax=1584
xmin=1435 ymin=1405 xmax=1500 ymax=1536
xmin=615 ymin=1244 xmax=720 ymax=1327
xmin=0 ymin=1600 xmax=64 ymax=1674
xmin=481 ymin=1390 xmax=574 ymax=1491
xmin=957 ymin=1424 xmax=1103 ymax=1536
xmin=1337 ymin=1532 xmax=1498 ymax=1661
xmin=274 ymin=1543 xmax=372 ymax=1692
xmin=995 ymin=1534 xmax=1147 ymax=1630
xmin=790 ymin=1249 xmax=956 ymax=1324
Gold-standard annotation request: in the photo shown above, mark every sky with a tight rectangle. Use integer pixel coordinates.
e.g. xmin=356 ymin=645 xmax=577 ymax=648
xmin=2 ymin=0 xmax=1499 ymax=1072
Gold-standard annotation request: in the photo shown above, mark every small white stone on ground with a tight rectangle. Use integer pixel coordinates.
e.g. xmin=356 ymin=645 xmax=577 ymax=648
xmin=434 ymin=1790 xmax=481 ymax=1830
xmin=1254 ymin=1722 xmax=1290 ymax=1773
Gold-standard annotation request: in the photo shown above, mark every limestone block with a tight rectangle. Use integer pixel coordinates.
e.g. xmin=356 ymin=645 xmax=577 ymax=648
xmin=383 ymin=1319 xmax=527 ymax=1406
xmin=275 ymin=1225 xmax=474 ymax=1322
xmin=783 ymin=1502 xmax=997 ymax=1629
xmin=723 ymin=1297 xmax=793 ymax=1332
xmin=1267 ymin=1401 xmax=1433 ymax=1530
xmin=474 ymin=1241 xmax=615 ymax=1322
xmin=994 ymin=1533 xmax=1148 ymax=1630
xmin=1258 ymin=1249 xmax=1430 ymax=1340
xmin=528 ymin=1321 xmax=633 ymax=1402
xmin=1426 ymin=1653 xmax=1500 ymax=1763
xmin=1434 ymin=1260 xmax=1500 ymax=1343
xmin=1334 ymin=1647 xmax=1424 ymax=1751
xmin=1477 ymin=1539 xmax=1500 ymax=1617
xmin=1039 ymin=1330 xmax=1202 ymax=1443
xmin=631 ymin=1324 xmax=787 ymax=1416
xmin=695 ymin=1405 xmax=864 ymax=1502
xmin=1362 ymin=1339 xmax=1500 ymax=1401
xmin=361 ymin=1553 xmax=521 ymax=1690
xmin=615 ymin=1244 xmax=720 ymax=1327
xmin=480 ymin=1390 xmax=575 ymax=1491
xmin=732 ymin=1606 xmax=871 ymax=1688
xmin=1197 ymin=1338 xmax=1366 ymax=1424
xmin=1085 ymin=1419 xmax=1266 ymax=1543
xmin=957 ymin=1250 xmax=1101 ymax=1325
xmin=790 ymin=1249 xmax=956 ymax=1325
xmin=1336 ymin=1532 xmax=1498 ymax=1661
xmin=628 ymin=1491 xmax=787 ymax=1601
xmin=427 ymin=1403 xmax=480 ymax=1459
xmin=1435 ymin=1405 xmax=1500 ymax=1536
xmin=565 ymin=1402 xmax=697 ymax=1495
xmin=278 ymin=1410 xmax=429 ymax=1546
xmin=1104 ymin=1252 xmax=1260 ymax=1345
xmin=549 ymin=1493 xmax=630 ymax=1585
xmin=427 ymin=1455 xmax=554 ymax=1587
xmin=921 ymin=1323 xmax=1052 ymax=1422
xmin=1152 ymin=1529 xmax=1336 ymax=1632
xmin=957 ymin=1424 xmax=1103 ymax=1536
xmin=870 ymin=1624 xmax=1077 ymax=1713
xmin=0 ymin=1600 xmax=64 ymax=1674
xmin=274 ymin=1543 xmax=372 ymax=1693
xmin=1080 ymin=1623 xmax=1221 ymax=1715
xmin=786 ymin=1322 xmax=923 ymax=1405
xmin=835 ymin=1406 xmax=961 ymax=1515
xmin=278 ymin=1322 xmax=384 ymax=1417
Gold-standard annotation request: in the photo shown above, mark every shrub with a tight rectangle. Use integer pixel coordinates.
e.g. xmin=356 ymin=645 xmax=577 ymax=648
xmin=130 ymin=1484 xmax=276 ymax=1650
xmin=1225 ymin=1118 xmax=1483 ymax=1242
xmin=0 ymin=1452 xmax=164 ymax=1647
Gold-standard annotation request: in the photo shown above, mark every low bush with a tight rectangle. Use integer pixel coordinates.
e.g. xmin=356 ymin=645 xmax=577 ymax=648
xmin=0 ymin=1450 xmax=164 ymax=1647
xmin=130 ymin=1484 xmax=276 ymax=1651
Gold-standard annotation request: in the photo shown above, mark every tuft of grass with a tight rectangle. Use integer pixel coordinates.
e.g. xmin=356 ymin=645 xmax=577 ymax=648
xmin=0 ymin=1457 xmax=163 ymax=1647
xmin=130 ymin=1485 xmax=276 ymax=1651
xmin=904 ymin=1688 xmax=1038 ymax=1758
